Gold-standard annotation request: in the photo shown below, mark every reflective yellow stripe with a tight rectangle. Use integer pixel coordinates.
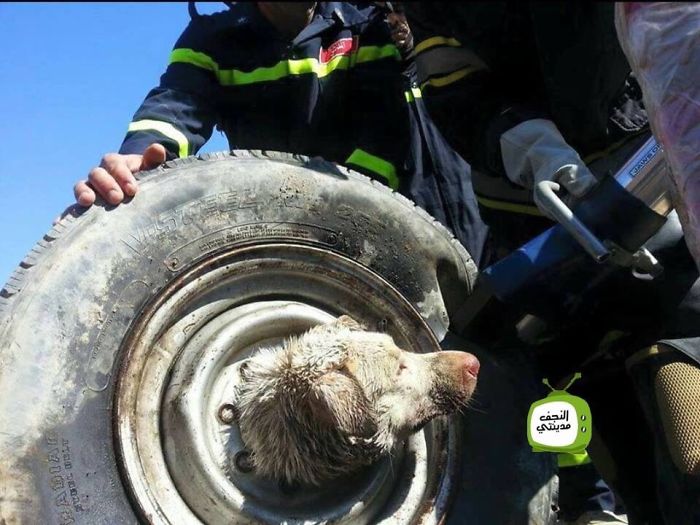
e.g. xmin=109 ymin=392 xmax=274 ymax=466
xmin=223 ymin=59 xmax=292 ymax=85
xmin=404 ymin=87 xmax=423 ymax=103
xmin=476 ymin=195 xmax=544 ymax=217
xmin=229 ymin=54 xmax=352 ymax=85
xmin=170 ymin=45 xmax=400 ymax=86
xmin=356 ymin=44 xmax=400 ymax=64
xmin=420 ymin=66 xmax=481 ymax=90
xmin=414 ymin=36 xmax=462 ymax=55
xmin=127 ymin=120 xmax=189 ymax=158
xmin=558 ymin=451 xmax=592 ymax=468
xmin=170 ymin=48 xmax=218 ymax=73
xmin=346 ymin=149 xmax=399 ymax=190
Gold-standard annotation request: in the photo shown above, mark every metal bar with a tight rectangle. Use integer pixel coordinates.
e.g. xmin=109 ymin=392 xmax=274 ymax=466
xmin=534 ymin=181 xmax=611 ymax=263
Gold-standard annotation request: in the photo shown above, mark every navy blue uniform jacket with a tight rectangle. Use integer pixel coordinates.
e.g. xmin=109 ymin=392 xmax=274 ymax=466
xmin=119 ymin=2 xmax=489 ymax=265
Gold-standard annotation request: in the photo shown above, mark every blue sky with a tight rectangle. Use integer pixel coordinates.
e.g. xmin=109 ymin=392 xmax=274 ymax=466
xmin=0 ymin=2 xmax=230 ymax=286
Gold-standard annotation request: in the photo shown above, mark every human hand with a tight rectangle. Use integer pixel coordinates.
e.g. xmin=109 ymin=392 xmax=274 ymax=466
xmin=387 ymin=12 xmax=413 ymax=55
xmin=73 ymin=143 xmax=167 ymax=207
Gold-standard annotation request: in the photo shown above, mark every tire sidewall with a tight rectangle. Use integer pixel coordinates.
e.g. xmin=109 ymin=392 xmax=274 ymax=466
xmin=0 ymin=152 xmax=477 ymax=524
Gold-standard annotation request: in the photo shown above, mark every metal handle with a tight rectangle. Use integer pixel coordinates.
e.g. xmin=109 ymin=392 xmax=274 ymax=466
xmin=534 ymin=180 xmax=611 ymax=263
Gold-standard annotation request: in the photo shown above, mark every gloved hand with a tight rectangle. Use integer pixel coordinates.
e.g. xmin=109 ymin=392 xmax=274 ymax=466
xmin=500 ymin=119 xmax=599 ymax=219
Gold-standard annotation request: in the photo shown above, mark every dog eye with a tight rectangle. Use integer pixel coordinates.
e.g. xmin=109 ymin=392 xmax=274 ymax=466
xmin=397 ymin=363 xmax=407 ymax=375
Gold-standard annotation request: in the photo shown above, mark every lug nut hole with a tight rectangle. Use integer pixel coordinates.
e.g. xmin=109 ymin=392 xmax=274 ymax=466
xmin=234 ymin=450 xmax=254 ymax=473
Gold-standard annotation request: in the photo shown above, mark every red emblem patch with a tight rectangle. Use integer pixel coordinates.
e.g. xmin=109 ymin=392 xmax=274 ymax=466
xmin=319 ymin=36 xmax=359 ymax=64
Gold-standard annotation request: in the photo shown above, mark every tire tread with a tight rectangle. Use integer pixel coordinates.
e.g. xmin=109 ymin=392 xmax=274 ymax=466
xmin=0 ymin=150 xmax=475 ymax=325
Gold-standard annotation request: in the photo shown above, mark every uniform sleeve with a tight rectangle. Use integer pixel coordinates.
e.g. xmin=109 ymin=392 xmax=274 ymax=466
xmin=403 ymin=2 xmax=548 ymax=179
xmin=119 ymin=14 xmax=221 ymax=159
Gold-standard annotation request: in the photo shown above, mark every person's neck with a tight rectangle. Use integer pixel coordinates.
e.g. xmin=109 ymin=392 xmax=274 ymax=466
xmin=257 ymin=2 xmax=317 ymax=40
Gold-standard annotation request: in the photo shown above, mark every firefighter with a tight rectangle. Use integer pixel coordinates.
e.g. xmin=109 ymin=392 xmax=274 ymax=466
xmin=72 ymin=1 xmax=489 ymax=267
xmin=404 ymin=2 xmax=700 ymax=524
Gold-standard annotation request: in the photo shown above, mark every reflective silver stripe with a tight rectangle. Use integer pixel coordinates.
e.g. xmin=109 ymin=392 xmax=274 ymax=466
xmin=127 ymin=120 xmax=189 ymax=158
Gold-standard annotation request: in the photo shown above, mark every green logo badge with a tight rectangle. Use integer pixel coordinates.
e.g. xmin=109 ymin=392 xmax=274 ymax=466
xmin=527 ymin=373 xmax=592 ymax=454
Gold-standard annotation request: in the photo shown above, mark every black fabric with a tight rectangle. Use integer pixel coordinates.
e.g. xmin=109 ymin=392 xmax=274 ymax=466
xmin=405 ymin=2 xmax=647 ymax=178
xmin=557 ymin=462 xmax=617 ymax=521
xmin=402 ymin=63 xmax=490 ymax=267
xmin=527 ymin=3 xmax=647 ymax=153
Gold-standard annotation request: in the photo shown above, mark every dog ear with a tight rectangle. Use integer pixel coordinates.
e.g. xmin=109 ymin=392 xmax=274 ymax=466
xmin=331 ymin=315 xmax=367 ymax=331
xmin=309 ymin=371 xmax=376 ymax=437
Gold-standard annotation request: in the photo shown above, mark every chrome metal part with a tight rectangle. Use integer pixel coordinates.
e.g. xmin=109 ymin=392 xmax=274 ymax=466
xmin=534 ymin=180 xmax=611 ymax=263
xmin=605 ymin=242 xmax=664 ymax=281
xmin=614 ymin=136 xmax=673 ymax=216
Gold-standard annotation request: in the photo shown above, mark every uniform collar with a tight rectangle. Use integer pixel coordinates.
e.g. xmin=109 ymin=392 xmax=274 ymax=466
xmin=292 ymin=2 xmax=377 ymax=45
xmin=316 ymin=2 xmax=375 ymax=27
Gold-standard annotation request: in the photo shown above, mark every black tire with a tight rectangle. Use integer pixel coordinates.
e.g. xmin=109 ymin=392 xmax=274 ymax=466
xmin=0 ymin=150 xmax=554 ymax=524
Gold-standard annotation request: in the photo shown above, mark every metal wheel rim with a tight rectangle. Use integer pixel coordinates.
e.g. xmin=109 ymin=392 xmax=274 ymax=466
xmin=114 ymin=243 xmax=461 ymax=524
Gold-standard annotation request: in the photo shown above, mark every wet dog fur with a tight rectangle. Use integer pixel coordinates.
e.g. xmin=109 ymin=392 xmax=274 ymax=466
xmin=232 ymin=315 xmax=479 ymax=485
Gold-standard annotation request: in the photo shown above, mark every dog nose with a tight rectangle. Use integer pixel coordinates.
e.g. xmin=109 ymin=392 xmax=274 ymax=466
xmin=462 ymin=353 xmax=480 ymax=379
xmin=438 ymin=351 xmax=480 ymax=382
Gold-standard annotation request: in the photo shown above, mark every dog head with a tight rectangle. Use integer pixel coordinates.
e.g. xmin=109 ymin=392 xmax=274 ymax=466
xmin=233 ymin=315 xmax=479 ymax=485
